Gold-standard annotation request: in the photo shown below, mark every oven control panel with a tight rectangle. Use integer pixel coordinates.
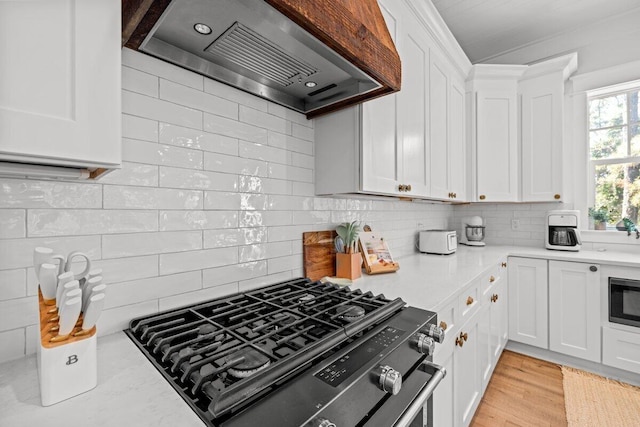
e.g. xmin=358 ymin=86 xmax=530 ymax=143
xmin=314 ymin=326 xmax=405 ymax=387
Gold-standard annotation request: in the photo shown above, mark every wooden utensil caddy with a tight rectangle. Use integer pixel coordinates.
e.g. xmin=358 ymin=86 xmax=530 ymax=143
xmin=37 ymin=290 xmax=97 ymax=406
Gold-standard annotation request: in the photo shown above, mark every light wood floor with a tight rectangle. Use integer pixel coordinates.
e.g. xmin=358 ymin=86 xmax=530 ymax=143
xmin=470 ymin=350 xmax=567 ymax=427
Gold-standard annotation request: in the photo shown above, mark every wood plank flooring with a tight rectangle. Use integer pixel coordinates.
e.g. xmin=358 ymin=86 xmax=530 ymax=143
xmin=470 ymin=350 xmax=567 ymax=427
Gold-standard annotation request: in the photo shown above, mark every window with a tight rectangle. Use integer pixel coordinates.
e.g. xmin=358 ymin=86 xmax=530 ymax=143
xmin=588 ymin=84 xmax=640 ymax=230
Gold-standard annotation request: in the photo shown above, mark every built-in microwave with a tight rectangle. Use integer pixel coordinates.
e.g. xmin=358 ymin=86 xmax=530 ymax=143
xmin=609 ymin=277 xmax=640 ymax=328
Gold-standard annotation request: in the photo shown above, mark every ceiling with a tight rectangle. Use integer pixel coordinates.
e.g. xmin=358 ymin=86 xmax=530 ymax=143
xmin=431 ymin=0 xmax=640 ymax=64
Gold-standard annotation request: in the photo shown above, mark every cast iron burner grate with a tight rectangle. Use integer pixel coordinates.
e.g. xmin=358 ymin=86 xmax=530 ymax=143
xmin=125 ymin=277 xmax=405 ymax=426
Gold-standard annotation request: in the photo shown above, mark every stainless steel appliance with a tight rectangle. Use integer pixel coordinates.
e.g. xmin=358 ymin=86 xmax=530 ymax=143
xmin=610 ymin=277 xmax=640 ymax=328
xmin=459 ymin=216 xmax=486 ymax=247
xmin=546 ymin=210 xmax=582 ymax=251
xmin=419 ymin=230 xmax=457 ymax=255
xmin=125 ymin=278 xmax=446 ymax=427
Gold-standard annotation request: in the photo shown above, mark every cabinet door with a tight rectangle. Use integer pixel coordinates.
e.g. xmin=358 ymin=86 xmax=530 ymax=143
xmin=520 ymin=74 xmax=563 ymax=202
xmin=0 ymin=0 xmax=121 ymax=169
xmin=429 ymin=52 xmax=449 ymax=199
xmin=508 ymin=257 xmax=548 ymax=348
xmin=361 ymin=0 xmax=403 ymax=195
xmin=549 ymin=260 xmax=601 ymax=362
xmin=454 ymin=316 xmax=482 ymax=427
xmin=478 ymin=303 xmax=492 ymax=394
xmin=449 ymin=77 xmax=466 ymax=201
xmin=476 ymin=91 xmax=518 ymax=202
xmin=490 ymin=277 xmax=508 ymax=362
xmin=432 ymin=342 xmax=454 ymax=427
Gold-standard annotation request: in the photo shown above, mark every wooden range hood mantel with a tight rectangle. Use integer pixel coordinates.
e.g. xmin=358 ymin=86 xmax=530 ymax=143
xmin=122 ymin=0 xmax=401 ymax=119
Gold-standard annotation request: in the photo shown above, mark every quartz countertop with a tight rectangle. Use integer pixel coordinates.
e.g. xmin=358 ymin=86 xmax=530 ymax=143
xmin=2 ymin=245 xmax=639 ymax=426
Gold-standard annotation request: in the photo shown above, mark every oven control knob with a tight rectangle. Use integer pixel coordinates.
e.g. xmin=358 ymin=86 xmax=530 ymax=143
xmin=414 ymin=333 xmax=435 ymax=356
xmin=421 ymin=324 xmax=445 ymax=343
xmin=315 ymin=418 xmax=336 ymax=427
xmin=378 ymin=365 xmax=402 ymax=395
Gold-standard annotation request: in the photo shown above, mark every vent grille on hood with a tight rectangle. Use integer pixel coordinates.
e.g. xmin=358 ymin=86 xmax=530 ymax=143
xmin=206 ymin=22 xmax=317 ymax=88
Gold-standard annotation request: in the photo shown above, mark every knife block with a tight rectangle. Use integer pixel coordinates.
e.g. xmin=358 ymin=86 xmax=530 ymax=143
xmin=36 ymin=290 xmax=97 ymax=406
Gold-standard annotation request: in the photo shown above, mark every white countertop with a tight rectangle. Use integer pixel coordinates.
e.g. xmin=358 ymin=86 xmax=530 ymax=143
xmin=1 ymin=245 xmax=639 ymax=426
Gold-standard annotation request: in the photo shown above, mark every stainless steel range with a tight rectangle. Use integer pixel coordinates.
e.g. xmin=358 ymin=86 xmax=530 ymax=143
xmin=125 ymin=278 xmax=445 ymax=427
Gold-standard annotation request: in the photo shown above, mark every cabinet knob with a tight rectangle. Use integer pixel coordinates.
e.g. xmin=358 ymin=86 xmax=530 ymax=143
xmin=453 ymin=192 xmax=457 ymax=198
xmin=554 ymin=194 xmax=561 ymax=200
xmin=590 ymin=265 xmax=598 ymax=272
xmin=501 ymin=262 xmax=507 ymax=268
xmin=440 ymin=320 xmax=448 ymax=330
xmin=491 ymin=294 xmax=499 ymax=303
xmin=406 ymin=184 xmax=412 ymax=192
xmin=479 ymin=195 xmax=486 ymax=200
xmin=398 ymin=184 xmax=406 ymax=192
xmin=455 ymin=331 xmax=468 ymax=347
xmin=466 ymin=296 xmax=474 ymax=306
xmin=448 ymin=192 xmax=453 ymax=198
xmin=489 ymin=275 xmax=495 ymax=283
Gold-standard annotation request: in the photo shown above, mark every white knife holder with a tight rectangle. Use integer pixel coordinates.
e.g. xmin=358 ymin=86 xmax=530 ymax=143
xmin=36 ymin=291 xmax=97 ymax=406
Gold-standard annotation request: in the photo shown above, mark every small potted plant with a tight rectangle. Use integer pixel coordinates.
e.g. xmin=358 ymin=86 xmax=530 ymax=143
xmin=588 ymin=207 xmax=609 ymax=230
xmin=335 ymin=221 xmax=362 ymax=280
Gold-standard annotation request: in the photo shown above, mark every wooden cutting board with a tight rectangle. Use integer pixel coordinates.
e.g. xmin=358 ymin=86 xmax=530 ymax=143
xmin=303 ymin=230 xmax=337 ymax=281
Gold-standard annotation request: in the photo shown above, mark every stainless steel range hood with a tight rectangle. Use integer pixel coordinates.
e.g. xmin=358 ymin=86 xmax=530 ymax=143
xmin=124 ymin=0 xmax=401 ymax=118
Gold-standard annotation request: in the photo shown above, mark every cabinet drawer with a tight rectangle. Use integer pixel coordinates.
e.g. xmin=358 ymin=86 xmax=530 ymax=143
xmin=459 ymin=281 xmax=480 ymax=321
xmin=603 ymin=326 xmax=640 ymax=374
xmin=480 ymin=267 xmax=500 ymax=297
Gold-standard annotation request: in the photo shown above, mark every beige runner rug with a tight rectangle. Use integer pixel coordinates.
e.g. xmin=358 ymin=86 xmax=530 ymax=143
xmin=562 ymin=365 xmax=640 ymax=427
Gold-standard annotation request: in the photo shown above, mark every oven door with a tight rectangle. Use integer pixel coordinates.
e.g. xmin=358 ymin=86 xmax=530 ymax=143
xmin=363 ymin=360 xmax=446 ymax=427
xmin=610 ymin=277 xmax=640 ymax=327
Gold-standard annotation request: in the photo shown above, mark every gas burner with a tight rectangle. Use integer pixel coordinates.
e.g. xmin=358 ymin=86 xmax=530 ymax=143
xmin=198 ymin=323 xmax=216 ymax=335
xmin=336 ymin=305 xmax=365 ymax=322
xmin=226 ymin=347 xmax=271 ymax=378
xmin=298 ymin=294 xmax=315 ymax=304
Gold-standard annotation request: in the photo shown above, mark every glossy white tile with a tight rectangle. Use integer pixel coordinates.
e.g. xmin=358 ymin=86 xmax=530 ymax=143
xmin=97 ymin=300 xmax=159 ymax=337
xmin=292 ymin=210 xmax=331 ymax=225
xmin=267 ymin=103 xmax=311 ymax=128
xmin=159 ymin=283 xmax=238 ymax=311
xmin=122 ymin=48 xmax=203 ymax=90
xmin=160 ymin=210 xmax=238 ymax=231
xmin=0 ymin=329 xmax=25 ymax=363
xmin=239 ymin=106 xmax=288 ymax=134
xmin=203 ymin=227 xmax=267 ymax=248
xmin=122 ymin=66 xmax=159 ymax=97
xmin=238 ymin=244 xmax=266 ymax=262
xmin=239 ymin=140 xmax=290 ymax=164
xmin=267 ymin=131 xmax=313 ymax=155
xmin=290 ymin=152 xmax=314 ymax=169
xmin=269 ymin=163 xmax=313 ymax=183
xmin=204 ymin=78 xmax=268 ymax=112
xmin=204 ymin=112 xmax=268 ymax=144
xmin=238 ymin=176 xmax=292 ymax=195
xmin=159 ymin=166 xmax=237 ymax=191
xmin=267 ymin=195 xmax=314 ymax=211
xmin=0 ymin=179 xmax=102 ymax=209
xmin=160 ymin=79 xmax=238 ymax=119
xmin=159 ymin=247 xmax=238 ymax=275
xmin=104 ymin=271 xmax=201 ymax=309
xmin=204 ymin=152 xmax=268 ymax=177
xmin=0 ymin=269 xmax=26 ymax=300
xmin=122 ymin=114 xmax=158 ymax=142
xmin=104 ymin=186 xmax=203 ymax=210
xmin=123 ymin=90 xmax=203 ymax=130
xmin=0 ymin=209 xmax=25 ymax=239
xmin=264 ymin=241 xmax=293 ymax=258
xmin=91 ymin=256 xmax=159 ymax=284
xmin=239 ymin=210 xmax=293 ymax=227
xmin=291 ymin=122 xmax=314 ymax=141
xmin=292 ymin=182 xmax=315 ymax=196
xmin=98 ymin=162 xmax=159 ymax=187
xmin=28 ymin=210 xmax=158 ymax=236
xmin=239 ymin=271 xmax=292 ymax=292
xmin=268 ymin=254 xmax=302 ymax=274
xmin=202 ymin=261 xmax=267 ymax=288
xmin=159 ymin=123 xmax=238 ymax=155
xmin=123 ymin=138 xmax=203 ymax=169
xmin=266 ymin=225 xmax=311 ymax=242
xmin=0 ymin=296 xmax=38 ymax=332
xmin=0 ymin=235 xmax=101 ymax=270
xmin=102 ymin=231 xmax=202 ymax=258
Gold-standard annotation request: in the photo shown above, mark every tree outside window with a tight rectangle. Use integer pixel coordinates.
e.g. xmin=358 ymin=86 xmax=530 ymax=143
xmin=588 ymin=87 xmax=640 ymax=230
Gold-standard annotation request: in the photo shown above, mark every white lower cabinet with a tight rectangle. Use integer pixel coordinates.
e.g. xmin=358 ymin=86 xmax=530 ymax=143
xmin=508 ymin=257 xmax=548 ymax=348
xmin=603 ymin=326 xmax=640 ymax=374
xmin=454 ymin=312 xmax=482 ymax=427
xmin=548 ymin=260 xmax=601 ymax=362
xmin=432 ymin=342 xmax=454 ymax=427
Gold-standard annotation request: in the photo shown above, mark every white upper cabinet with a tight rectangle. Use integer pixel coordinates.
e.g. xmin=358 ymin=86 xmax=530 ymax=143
xmin=449 ymin=77 xmax=466 ymax=201
xmin=0 ymin=0 xmax=121 ymax=177
xmin=429 ymin=51 xmax=450 ymax=199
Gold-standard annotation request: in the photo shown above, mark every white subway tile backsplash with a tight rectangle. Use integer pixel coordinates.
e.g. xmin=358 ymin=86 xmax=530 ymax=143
xmin=239 ymin=140 xmax=290 ymax=164
xmin=292 ymin=182 xmax=316 ymax=196
xmin=291 ymin=122 xmax=314 ymax=141
xmin=239 ymin=106 xmax=289 ymax=134
xmin=159 ymin=166 xmax=237 ymax=191
xmin=122 ymin=114 xmax=158 ymax=142
xmin=203 ymin=192 xmax=268 ymax=211
xmin=0 ymin=179 xmax=102 ymax=209
xmin=292 ymin=210 xmax=331 ymax=225
xmin=105 ymin=271 xmax=202 ymax=309
xmin=122 ymin=48 xmax=203 ymax=90
xmin=268 ymin=195 xmax=314 ymax=211
xmin=239 ymin=244 xmax=267 ymax=262
xmin=91 ymin=255 xmax=159 ymax=284
xmin=104 ymin=185 xmax=203 ymax=210
xmin=160 ymin=210 xmax=238 ymax=231
xmin=204 ymin=152 xmax=268 ymax=177
xmin=102 ymin=231 xmax=202 ymax=258
xmin=123 ymin=138 xmax=203 ymax=170
xmin=0 ymin=209 xmax=25 ymax=239
xmin=267 ymin=103 xmax=311 ymax=128
xmin=122 ymin=66 xmax=159 ymax=97
xmin=266 ymin=225 xmax=310 ymax=242
xmin=123 ymin=90 xmax=203 ymax=130
xmin=202 ymin=261 xmax=267 ymax=288
xmin=99 ymin=162 xmax=159 ymax=187
xmin=238 ymin=176 xmax=292 ymax=195
xmin=290 ymin=152 xmax=314 ymax=169
xmin=239 ymin=271 xmax=292 ymax=292
xmin=268 ymin=254 xmax=302 ymax=274
xmin=27 ymin=210 xmax=158 ymax=236
xmin=204 ymin=78 xmax=268 ymax=112
xmin=0 ymin=269 xmax=26 ymax=300
xmin=159 ymin=248 xmax=238 ymax=275
xmin=267 ymin=131 xmax=313 ymax=155
xmin=204 ymin=112 xmax=268 ymax=144
xmin=0 ymin=329 xmax=25 ymax=362
xmin=159 ymin=123 xmax=238 ymax=155
xmin=269 ymin=163 xmax=313 ymax=183
xmin=160 ymin=79 xmax=238 ymax=120
xmin=0 ymin=236 xmax=101 ymax=270
xmin=98 ymin=300 xmax=159 ymax=337
xmin=159 ymin=282 xmax=238 ymax=311
xmin=203 ymin=227 xmax=267 ymax=248
xmin=0 ymin=296 xmax=38 ymax=332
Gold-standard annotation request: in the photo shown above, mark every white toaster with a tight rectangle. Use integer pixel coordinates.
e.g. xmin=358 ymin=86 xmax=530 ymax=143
xmin=419 ymin=230 xmax=457 ymax=255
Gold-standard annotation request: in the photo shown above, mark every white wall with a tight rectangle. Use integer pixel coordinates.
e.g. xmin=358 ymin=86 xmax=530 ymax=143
xmin=0 ymin=49 xmax=453 ymax=364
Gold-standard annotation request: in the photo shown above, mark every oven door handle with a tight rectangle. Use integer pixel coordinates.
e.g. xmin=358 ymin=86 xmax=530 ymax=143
xmin=393 ymin=360 xmax=446 ymax=427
